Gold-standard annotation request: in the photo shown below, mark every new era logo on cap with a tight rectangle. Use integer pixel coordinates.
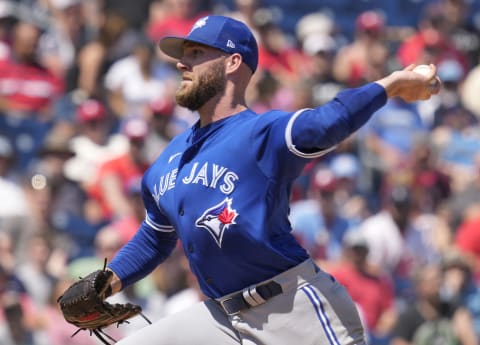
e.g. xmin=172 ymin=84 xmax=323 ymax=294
xmin=159 ymin=15 xmax=258 ymax=73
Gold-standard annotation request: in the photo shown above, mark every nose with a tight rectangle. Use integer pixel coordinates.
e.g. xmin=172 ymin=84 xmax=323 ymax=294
xmin=176 ymin=60 xmax=189 ymax=71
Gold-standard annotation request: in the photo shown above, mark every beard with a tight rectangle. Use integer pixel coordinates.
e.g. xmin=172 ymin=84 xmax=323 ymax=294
xmin=175 ymin=59 xmax=226 ymax=111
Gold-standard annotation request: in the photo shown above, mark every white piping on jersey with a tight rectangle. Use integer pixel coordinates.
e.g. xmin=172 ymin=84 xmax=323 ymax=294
xmin=145 ymin=214 xmax=175 ymax=232
xmin=168 ymin=152 xmax=182 ymax=163
xmin=301 ymin=284 xmax=341 ymax=345
xmin=284 ymin=108 xmax=337 ymax=158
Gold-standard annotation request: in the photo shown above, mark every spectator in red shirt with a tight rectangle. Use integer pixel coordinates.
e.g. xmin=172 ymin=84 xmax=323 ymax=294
xmin=328 ymin=231 xmax=397 ymax=342
xmin=455 ymin=216 xmax=480 ymax=280
xmin=0 ymin=20 xmax=65 ymax=172
xmin=87 ymin=117 xmax=151 ymax=221
xmin=333 ymin=10 xmax=389 ymax=87
xmin=147 ymin=0 xmax=207 ymax=43
xmin=0 ymin=20 xmax=64 ymax=117
xmin=255 ymin=13 xmax=310 ymax=85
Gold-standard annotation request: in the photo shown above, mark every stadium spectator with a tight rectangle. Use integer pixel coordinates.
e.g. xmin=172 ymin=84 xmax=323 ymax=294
xmin=21 ymin=129 xmax=98 ymax=261
xmin=440 ymin=249 xmax=480 ymax=338
xmin=39 ymin=0 xmax=93 ymax=80
xmin=301 ymin=31 xmax=344 ymax=107
xmin=357 ymin=96 xmax=427 ymax=207
xmin=333 ymin=10 xmax=389 ymax=87
xmin=86 ymin=117 xmax=151 ymax=221
xmin=389 ymin=263 xmax=477 ymax=345
xmin=147 ymin=0 xmax=207 ymax=43
xmin=143 ymin=97 xmax=177 ymax=163
xmin=289 ymin=165 xmax=356 ymax=264
xmin=329 ymin=231 xmax=397 ymax=344
xmin=15 ymin=234 xmax=56 ymax=308
xmin=0 ymin=20 xmax=65 ymax=172
xmin=396 ymin=5 xmax=469 ymax=73
xmin=104 ymin=35 xmax=176 ymax=119
xmin=64 ymin=98 xmax=128 ymax=191
xmin=0 ymin=20 xmax=64 ymax=116
xmin=0 ymin=135 xmax=28 ymax=222
xmin=357 ymin=185 xmax=442 ymax=300
xmin=454 ymin=215 xmax=480 ymax=280
xmin=423 ymin=0 xmax=480 ymax=68
xmin=255 ymin=10 xmax=311 ymax=85
xmin=75 ymin=10 xmax=142 ymax=99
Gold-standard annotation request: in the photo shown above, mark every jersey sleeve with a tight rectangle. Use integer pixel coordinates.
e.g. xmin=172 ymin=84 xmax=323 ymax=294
xmin=142 ymin=174 xmax=176 ymax=233
xmin=288 ymin=82 xmax=387 ymax=154
xmin=253 ymin=82 xmax=387 ymax=179
xmin=107 ymin=173 xmax=179 ymax=288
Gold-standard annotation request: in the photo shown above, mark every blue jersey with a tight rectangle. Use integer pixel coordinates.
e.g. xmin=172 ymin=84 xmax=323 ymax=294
xmin=108 ymin=83 xmax=387 ymax=298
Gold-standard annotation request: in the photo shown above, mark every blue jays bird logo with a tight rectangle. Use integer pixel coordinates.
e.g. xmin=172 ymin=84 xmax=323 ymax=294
xmin=195 ymin=198 xmax=238 ymax=247
xmin=190 ymin=16 xmax=208 ymax=34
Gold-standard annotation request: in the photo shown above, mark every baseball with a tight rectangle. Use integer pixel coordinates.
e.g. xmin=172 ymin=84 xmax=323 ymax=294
xmin=413 ymin=64 xmax=439 ymax=88
xmin=412 ymin=64 xmax=433 ymax=77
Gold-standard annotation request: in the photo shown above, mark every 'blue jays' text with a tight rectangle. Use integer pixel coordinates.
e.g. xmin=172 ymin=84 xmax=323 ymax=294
xmin=153 ymin=162 xmax=239 ymax=198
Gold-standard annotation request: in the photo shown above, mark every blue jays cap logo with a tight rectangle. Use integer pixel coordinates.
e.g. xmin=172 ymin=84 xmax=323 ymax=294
xmin=195 ymin=198 xmax=238 ymax=247
xmin=189 ymin=16 xmax=208 ymax=34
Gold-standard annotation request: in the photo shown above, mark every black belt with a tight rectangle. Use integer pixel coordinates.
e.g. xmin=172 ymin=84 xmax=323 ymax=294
xmin=216 ymin=281 xmax=283 ymax=315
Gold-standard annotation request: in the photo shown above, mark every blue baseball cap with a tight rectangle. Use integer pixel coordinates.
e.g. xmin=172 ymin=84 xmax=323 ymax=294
xmin=159 ymin=15 xmax=258 ymax=73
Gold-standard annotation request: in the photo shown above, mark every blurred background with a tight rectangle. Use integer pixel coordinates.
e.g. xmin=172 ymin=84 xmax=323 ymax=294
xmin=1 ymin=0 xmax=480 ymax=344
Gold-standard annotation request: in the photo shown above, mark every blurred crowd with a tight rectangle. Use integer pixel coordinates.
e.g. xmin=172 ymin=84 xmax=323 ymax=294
xmin=0 ymin=0 xmax=480 ymax=344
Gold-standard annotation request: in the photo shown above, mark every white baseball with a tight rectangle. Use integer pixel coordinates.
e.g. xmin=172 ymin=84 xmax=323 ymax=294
xmin=413 ymin=64 xmax=439 ymax=87
xmin=412 ymin=64 xmax=433 ymax=77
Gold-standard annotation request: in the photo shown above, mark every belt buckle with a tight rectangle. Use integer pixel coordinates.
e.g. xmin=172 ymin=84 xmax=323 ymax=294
xmin=219 ymin=297 xmax=238 ymax=316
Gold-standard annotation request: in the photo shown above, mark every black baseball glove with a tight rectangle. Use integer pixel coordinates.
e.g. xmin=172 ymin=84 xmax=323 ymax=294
xmin=57 ymin=261 xmax=151 ymax=344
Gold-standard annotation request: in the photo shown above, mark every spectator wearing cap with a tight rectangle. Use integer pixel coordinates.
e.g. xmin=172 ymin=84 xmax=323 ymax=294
xmin=431 ymin=59 xmax=471 ymax=128
xmin=357 ymin=85 xmax=427 ymax=209
xmin=333 ymin=10 xmax=389 ymax=87
xmin=289 ymin=165 xmax=356 ymax=264
xmin=86 ymin=117 xmax=151 ymax=222
xmin=357 ymin=185 xmax=443 ymax=300
xmin=21 ymin=129 xmax=99 ymax=259
xmin=104 ymin=35 xmax=178 ymax=120
xmin=328 ymin=230 xmax=397 ymax=343
xmin=144 ymin=97 xmax=177 ymax=163
xmin=301 ymin=31 xmax=344 ymax=107
xmin=396 ymin=5 xmax=469 ymax=73
xmin=429 ymin=60 xmax=480 ymax=192
xmin=64 ymin=99 xmax=129 ymax=189
xmin=329 ymin=153 xmax=370 ymax=226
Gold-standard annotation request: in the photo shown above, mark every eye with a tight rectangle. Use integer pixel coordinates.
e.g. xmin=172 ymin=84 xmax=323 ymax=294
xmin=187 ymin=48 xmax=202 ymax=59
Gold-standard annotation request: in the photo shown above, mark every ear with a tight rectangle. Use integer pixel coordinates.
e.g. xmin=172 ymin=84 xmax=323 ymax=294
xmin=226 ymin=53 xmax=243 ymax=73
